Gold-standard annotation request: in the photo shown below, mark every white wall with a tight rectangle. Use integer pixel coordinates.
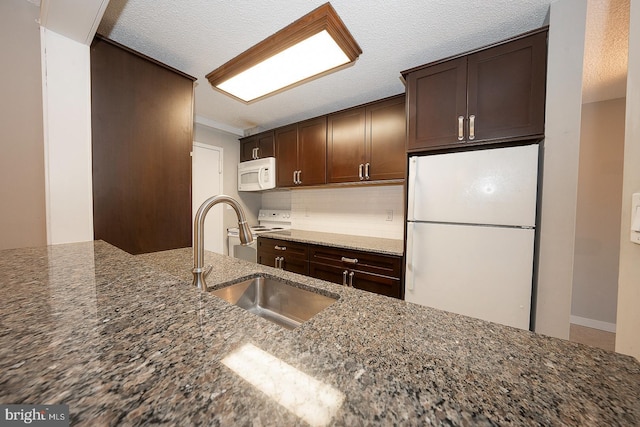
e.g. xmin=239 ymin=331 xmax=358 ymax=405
xmin=0 ymin=0 xmax=47 ymax=250
xmin=193 ymin=123 xmax=262 ymax=254
xmin=262 ymin=186 xmax=404 ymax=239
xmin=41 ymin=28 xmax=94 ymax=245
xmin=571 ymin=98 xmax=625 ymax=332
xmin=616 ymin=0 xmax=640 ymax=360
xmin=534 ymin=0 xmax=587 ymax=339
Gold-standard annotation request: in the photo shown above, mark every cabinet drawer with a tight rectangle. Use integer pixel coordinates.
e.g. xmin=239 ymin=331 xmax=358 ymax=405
xmin=309 ymin=262 xmax=401 ymax=299
xmin=258 ymin=237 xmax=308 ymax=260
xmin=309 ymin=245 xmax=402 ymax=278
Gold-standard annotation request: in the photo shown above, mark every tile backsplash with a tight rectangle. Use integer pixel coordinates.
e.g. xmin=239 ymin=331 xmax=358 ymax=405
xmin=262 ymin=185 xmax=404 ymax=240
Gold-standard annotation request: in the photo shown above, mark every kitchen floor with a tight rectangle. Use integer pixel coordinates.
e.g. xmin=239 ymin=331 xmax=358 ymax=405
xmin=569 ymin=324 xmax=616 ymax=352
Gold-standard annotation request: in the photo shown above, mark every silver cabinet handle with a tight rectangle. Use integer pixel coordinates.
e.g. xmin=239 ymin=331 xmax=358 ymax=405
xmin=274 ymin=245 xmax=286 ymax=251
xmin=279 ymin=257 xmax=284 ymax=269
xmin=358 ymin=164 xmax=364 ymax=180
xmin=274 ymin=256 xmax=281 ymax=268
xmin=458 ymin=116 xmax=465 ymax=141
xmin=292 ymin=170 xmax=297 ymax=184
xmin=348 ymin=271 xmax=354 ymax=287
xmin=341 ymin=256 xmax=358 ymax=265
xmin=297 ymin=170 xmax=302 ymax=185
xmin=469 ymin=115 xmax=475 ymax=140
xmin=253 ymin=147 xmax=259 ymax=159
xmin=365 ymin=163 xmax=370 ymax=180
xmin=342 ymin=270 xmax=348 ymax=286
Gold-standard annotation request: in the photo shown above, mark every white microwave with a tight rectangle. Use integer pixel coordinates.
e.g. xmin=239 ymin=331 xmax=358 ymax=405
xmin=238 ymin=157 xmax=277 ymax=191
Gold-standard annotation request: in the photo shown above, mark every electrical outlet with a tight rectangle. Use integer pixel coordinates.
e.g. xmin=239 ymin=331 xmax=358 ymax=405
xmin=386 ymin=210 xmax=393 ymax=221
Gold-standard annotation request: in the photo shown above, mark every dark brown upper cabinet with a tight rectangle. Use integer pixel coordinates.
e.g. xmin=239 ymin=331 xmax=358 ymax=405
xmin=275 ymin=117 xmax=327 ymax=187
xmin=366 ymin=95 xmax=406 ymax=180
xmin=404 ymin=28 xmax=547 ymax=152
xmin=91 ymin=36 xmax=195 ymax=255
xmin=239 ymin=131 xmax=275 ymax=162
xmin=327 ymin=94 xmax=406 ymax=183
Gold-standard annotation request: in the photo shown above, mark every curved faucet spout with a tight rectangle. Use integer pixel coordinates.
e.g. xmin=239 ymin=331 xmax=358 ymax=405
xmin=192 ymin=195 xmax=253 ymax=290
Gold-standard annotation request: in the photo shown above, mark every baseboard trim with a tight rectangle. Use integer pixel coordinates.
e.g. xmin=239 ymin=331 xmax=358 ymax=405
xmin=570 ymin=315 xmax=616 ymax=333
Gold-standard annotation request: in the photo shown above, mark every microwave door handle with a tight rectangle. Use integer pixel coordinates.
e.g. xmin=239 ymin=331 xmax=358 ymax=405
xmin=257 ymin=166 xmax=266 ymax=189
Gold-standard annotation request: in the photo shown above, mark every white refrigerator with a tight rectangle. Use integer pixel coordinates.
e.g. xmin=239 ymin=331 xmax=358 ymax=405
xmin=405 ymin=144 xmax=539 ymax=330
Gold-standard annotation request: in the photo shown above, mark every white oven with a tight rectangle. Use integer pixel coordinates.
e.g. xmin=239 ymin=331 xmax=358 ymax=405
xmin=228 ymin=209 xmax=291 ymax=262
xmin=238 ymin=157 xmax=276 ymax=192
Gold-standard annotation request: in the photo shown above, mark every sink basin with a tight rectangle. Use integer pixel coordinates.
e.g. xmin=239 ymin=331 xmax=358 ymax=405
xmin=209 ymin=276 xmax=338 ymax=329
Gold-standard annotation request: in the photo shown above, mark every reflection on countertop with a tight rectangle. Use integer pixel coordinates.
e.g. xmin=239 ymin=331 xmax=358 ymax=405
xmin=0 ymin=240 xmax=638 ymax=426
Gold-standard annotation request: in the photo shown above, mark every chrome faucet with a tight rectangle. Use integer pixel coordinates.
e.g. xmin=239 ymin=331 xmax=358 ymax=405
xmin=192 ymin=195 xmax=253 ymax=290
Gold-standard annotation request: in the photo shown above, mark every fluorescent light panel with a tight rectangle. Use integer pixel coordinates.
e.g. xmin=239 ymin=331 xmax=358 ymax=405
xmin=206 ymin=2 xmax=362 ymax=103
xmin=217 ymin=30 xmax=350 ymax=102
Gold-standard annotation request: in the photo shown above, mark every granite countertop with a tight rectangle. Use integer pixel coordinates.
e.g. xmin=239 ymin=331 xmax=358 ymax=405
xmin=1 ymin=241 xmax=639 ymax=426
xmin=260 ymin=229 xmax=404 ymax=256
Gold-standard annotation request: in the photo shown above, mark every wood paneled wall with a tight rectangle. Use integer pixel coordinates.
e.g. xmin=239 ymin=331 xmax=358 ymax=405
xmin=91 ymin=36 xmax=195 ymax=254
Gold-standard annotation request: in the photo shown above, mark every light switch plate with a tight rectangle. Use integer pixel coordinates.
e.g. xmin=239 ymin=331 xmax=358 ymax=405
xmin=631 ymin=193 xmax=640 ymax=245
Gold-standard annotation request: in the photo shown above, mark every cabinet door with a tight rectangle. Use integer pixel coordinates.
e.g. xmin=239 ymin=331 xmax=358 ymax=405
xmin=240 ymin=136 xmax=257 ymax=162
xmin=258 ymin=237 xmax=309 ymax=275
xmin=366 ymin=95 xmax=406 ymax=180
xmin=327 ymin=107 xmax=366 ymax=182
xmin=309 ymin=262 xmax=348 ymax=286
xmin=298 ymin=117 xmax=327 ymax=186
xmin=256 ymin=131 xmax=275 ymax=159
xmin=257 ymin=250 xmax=280 ymax=269
xmin=280 ymin=256 xmax=309 ymax=275
xmin=351 ymin=270 xmax=401 ymax=299
xmin=275 ymin=125 xmax=298 ymax=187
xmin=467 ymin=31 xmax=547 ymax=142
xmin=406 ymin=57 xmax=467 ymax=151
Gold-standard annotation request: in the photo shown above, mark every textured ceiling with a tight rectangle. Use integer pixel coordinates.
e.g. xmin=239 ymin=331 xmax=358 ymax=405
xmin=97 ymin=0 xmax=628 ymax=135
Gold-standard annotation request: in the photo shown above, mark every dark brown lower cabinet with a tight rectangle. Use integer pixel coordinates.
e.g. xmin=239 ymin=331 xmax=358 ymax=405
xmin=257 ymin=237 xmax=309 ymax=275
xmin=257 ymin=236 xmax=402 ymax=299
xmin=309 ymin=245 xmax=402 ymax=298
xmin=309 ymin=262 xmax=401 ymax=298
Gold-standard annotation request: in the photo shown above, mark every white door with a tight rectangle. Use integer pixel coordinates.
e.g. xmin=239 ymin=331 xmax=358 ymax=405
xmin=192 ymin=143 xmax=224 ymax=254
xmin=405 ymin=222 xmax=535 ymax=329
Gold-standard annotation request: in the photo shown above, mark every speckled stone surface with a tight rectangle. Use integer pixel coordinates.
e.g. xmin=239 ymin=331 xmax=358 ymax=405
xmin=260 ymin=229 xmax=404 ymax=256
xmin=1 ymin=241 xmax=638 ymax=426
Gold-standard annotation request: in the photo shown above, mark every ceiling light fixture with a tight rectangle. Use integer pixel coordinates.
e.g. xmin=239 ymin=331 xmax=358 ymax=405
xmin=206 ymin=2 xmax=362 ymax=103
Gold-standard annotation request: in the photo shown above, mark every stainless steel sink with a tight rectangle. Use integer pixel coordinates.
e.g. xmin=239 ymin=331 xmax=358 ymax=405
xmin=209 ymin=276 xmax=338 ymax=329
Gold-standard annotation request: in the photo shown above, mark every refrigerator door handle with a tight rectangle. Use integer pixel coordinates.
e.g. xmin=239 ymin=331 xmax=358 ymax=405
xmin=407 ymin=157 xmax=417 ymax=221
xmin=405 ymin=221 xmax=415 ymax=291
